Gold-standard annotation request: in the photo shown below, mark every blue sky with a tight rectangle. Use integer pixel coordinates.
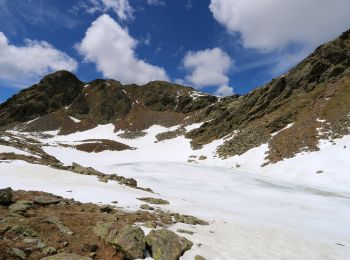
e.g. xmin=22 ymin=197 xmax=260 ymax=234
xmin=0 ymin=0 xmax=349 ymax=102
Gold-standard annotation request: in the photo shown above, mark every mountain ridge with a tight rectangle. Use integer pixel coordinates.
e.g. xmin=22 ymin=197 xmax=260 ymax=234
xmin=0 ymin=28 xmax=349 ymax=164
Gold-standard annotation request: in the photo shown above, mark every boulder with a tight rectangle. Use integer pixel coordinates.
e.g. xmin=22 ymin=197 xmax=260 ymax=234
xmin=92 ymin=221 xmax=115 ymax=240
xmin=42 ymin=246 xmax=57 ymax=255
xmin=137 ymin=197 xmax=169 ymax=205
xmin=0 ymin=187 xmax=12 ymax=206
xmin=145 ymin=229 xmax=193 ymax=260
xmin=11 ymin=225 xmax=37 ymax=237
xmin=23 ymin=238 xmax=47 ymax=249
xmin=173 ymin=213 xmax=209 ymax=225
xmin=34 ymin=196 xmax=61 ymax=206
xmin=140 ymin=204 xmax=154 ymax=210
xmin=112 ymin=225 xmax=146 ymax=259
xmin=12 ymin=248 xmax=26 ymax=260
xmin=177 ymin=229 xmax=194 ymax=235
xmin=93 ymin=221 xmax=145 ymax=259
xmin=143 ymin=221 xmax=157 ymax=229
xmin=71 ymin=162 xmax=103 ymax=176
xmin=40 ymin=253 xmax=92 ymax=260
xmin=195 ymin=255 xmax=206 ymax=260
xmin=43 ymin=217 xmax=73 ymax=235
xmin=99 ymin=205 xmax=113 ymax=213
xmin=9 ymin=200 xmax=33 ymax=214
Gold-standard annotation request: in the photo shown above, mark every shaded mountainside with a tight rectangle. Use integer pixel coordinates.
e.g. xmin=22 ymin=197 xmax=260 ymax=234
xmin=0 ymin=29 xmax=349 ymax=164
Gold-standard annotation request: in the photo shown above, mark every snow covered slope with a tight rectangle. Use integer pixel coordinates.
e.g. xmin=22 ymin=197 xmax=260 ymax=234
xmin=1 ymin=124 xmax=350 ymax=259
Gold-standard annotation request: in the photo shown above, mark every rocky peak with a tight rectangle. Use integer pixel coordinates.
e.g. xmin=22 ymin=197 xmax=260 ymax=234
xmin=38 ymin=70 xmax=81 ymax=86
xmin=0 ymin=70 xmax=83 ymax=127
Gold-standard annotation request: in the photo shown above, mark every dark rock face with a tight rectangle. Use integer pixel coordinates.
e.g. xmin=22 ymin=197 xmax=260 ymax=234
xmin=68 ymin=80 xmax=132 ymax=123
xmin=0 ymin=70 xmax=83 ymax=127
xmin=0 ymin=187 xmax=13 ymax=206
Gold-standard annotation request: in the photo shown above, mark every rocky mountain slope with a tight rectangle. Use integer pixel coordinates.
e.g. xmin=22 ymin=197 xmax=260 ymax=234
xmin=0 ymin=188 xmax=200 ymax=260
xmin=0 ymin=29 xmax=349 ymax=165
xmin=188 ymin=28 xmax=350 ymax=162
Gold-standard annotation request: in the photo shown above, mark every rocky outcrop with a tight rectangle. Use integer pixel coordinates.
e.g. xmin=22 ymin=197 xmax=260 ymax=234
xmin=0 ymin=70 xmax=83 ymax=127
xmin=173 ymin=213 xmax=209 ymax=225
xmin=34 ymin=196 xmax=62 ymax=206
xmin=187 ymin=28 xmax=350 ymax=162
xmin=0 ymin=187 xmax=12 ymax=206
xmin=145 ymin=229 xmax=193 ymax=260
xmin=1 ymin=189 xmax=195 ymax=260
xmin=9 ymin=200 xmax=33 ymax=214
xmin=137 ymin=197 xmax=170 ymax=205
xmin=93 ymin=221 xmax=145 ymax=259
xmin=0 ymin=73 xmax=217 ymax=132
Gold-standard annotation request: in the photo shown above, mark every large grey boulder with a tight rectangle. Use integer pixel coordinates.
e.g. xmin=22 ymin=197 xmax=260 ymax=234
xmin=93 ymin=221 xmax=145 ymax=259
xmin=34 ymin=196 xmax=61 ymax=206
xmin=112 ymin=225 xmax=146 ymax=259
xmin=145 ymin=229 xmax=193 ymax=260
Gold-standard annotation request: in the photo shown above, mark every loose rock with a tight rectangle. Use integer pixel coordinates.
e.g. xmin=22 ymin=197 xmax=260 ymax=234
xmin=43 ymin=216 xmax=74 ymax=235
xmin=12 ymin=248 xmax=27 ymax=260
xmin=9 ymin=200 xmax=33 ymax=214
xmin=140 ymin=204 xmax=154 ymax=210
xmin=173 ymin=213 xmax=209 ymax=225
xmin=42 ymin=246 xmax=57 ymax=255
xmin=137 ymin=197 xmax=169 ymax=205
xmin=177 ymin=229 xmax=194 ymax=235
xmin=143 ymin=221 xmax=157 ymax=229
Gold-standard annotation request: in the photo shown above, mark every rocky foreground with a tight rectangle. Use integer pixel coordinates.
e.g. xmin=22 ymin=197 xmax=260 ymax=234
xmin=0 ymin=188 xmax=208 ymax=260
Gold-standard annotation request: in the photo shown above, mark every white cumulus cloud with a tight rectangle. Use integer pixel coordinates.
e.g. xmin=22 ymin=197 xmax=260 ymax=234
xmin=182 ymin=47 xmax=233 ymax=88
xmin=0 ymin=32 xmax=77 ymax=87
xmin=215 ymin=85 xmax=234 ymax=96
xmin=77 ymin=0 xmax=133 ymax=20
xmin=209 ymin=0 xmax=350 ymax=51
xmin=77 ymin=14 xmax=169 ymax=85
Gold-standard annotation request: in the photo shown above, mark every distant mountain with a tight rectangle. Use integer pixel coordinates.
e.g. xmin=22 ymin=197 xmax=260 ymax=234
xmin=1 ymin=29 xmax=349 ymax=164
